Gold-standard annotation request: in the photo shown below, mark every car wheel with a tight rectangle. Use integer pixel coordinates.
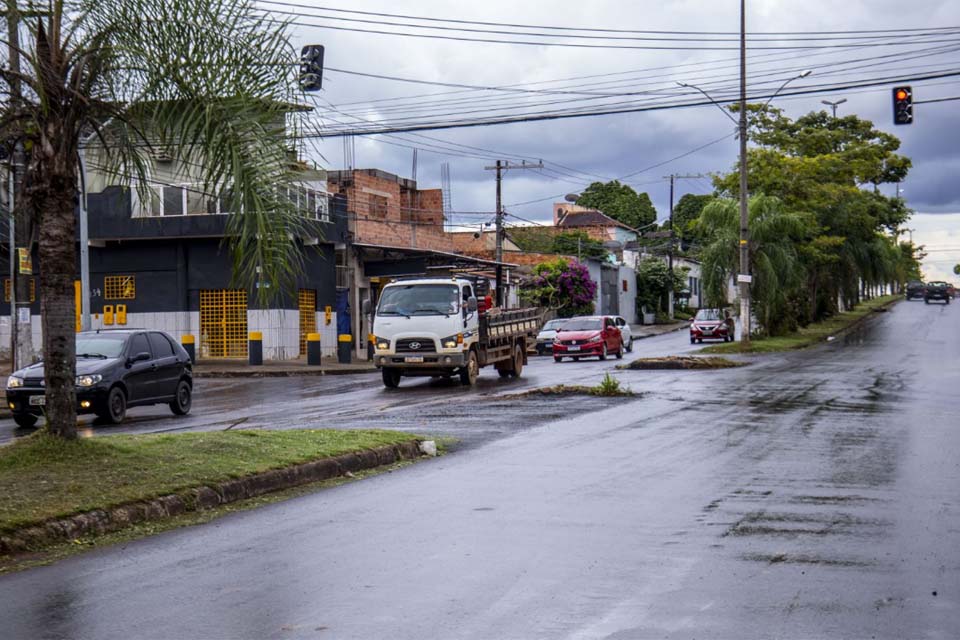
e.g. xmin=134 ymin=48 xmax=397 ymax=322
xmin=615 ymin=343 xmax=623 ymax=359
xmin=536 ymin=344 xmax=545 ymax=356
xmin=690 ymin=337 xmax=696 ymax=344
xmin=169 ymin=380 xmax=192 ymax=415
xmin=599 ymin=343 xmax=608 ymax=361
xmin=697 ymin=338 xmax=703 ymax=344
xmin=625 ymin=337 xmax=633 ymax=353
xmin=573 ymin=357 xmax=580 ymax=362
xmin=13 ymin=414 xmax=37 ymax=428
xmin=97 ymin=386 xmax=127 ymax=424
xmin=554 ymin=356 xmax=562 ymax=363
xmin=381 ymin=368 xmax=402 ymax=388
xmin=459 ymin=350 xmax=479 ymax=386
xmin=925 ymin=298 xmax=930 ymax=304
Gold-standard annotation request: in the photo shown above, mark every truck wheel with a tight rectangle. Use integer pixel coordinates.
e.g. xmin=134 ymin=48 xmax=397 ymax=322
xmin=381 ymin=368 xmax=402 ymax=388
xmin=511 ymin=344 xmax=524 ymax=377
xmin=460 ymin=350 xmax=479 ymax=386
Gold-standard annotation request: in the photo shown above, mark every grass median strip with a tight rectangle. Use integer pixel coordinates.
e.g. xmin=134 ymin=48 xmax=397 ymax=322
xmin=700 ymin=295 xmax=900 ymax=355
xmin=0 ymin=429 xmax=420 ymax=535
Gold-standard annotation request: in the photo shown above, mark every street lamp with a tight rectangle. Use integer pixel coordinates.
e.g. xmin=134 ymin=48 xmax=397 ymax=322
xmin=821 ymin=98 xmax=847 ymax=118
xmin=676 ymin=66 xmax=811 ymax=344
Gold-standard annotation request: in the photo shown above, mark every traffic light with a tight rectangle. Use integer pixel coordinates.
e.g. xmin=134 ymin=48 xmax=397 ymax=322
xmin=299 ymin=45 xmax=325 ymax=92
xmin=893 ymin=86 xmax=913 ymax=125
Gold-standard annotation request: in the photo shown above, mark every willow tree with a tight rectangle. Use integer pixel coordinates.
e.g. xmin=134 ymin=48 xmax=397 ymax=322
xmin=0 ymin=0 xmax=304 ymax=439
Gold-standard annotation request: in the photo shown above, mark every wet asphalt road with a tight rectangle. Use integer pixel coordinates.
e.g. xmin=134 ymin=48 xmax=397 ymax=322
xmin=0 ymin=325 xmax=698 ymax=449
xmin=2 ymin=300 xmax=959 ymax=639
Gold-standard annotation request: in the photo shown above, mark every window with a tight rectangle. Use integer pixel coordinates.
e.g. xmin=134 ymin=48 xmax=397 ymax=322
xmin=128 ymin=333 xmax=152 ymax=358
xmin=148 ymin=333 xmax=175 ymax=358
xmin=104 ymin=275 xmax=136 ymax=300
xmin=4 ymin=278 xmax=36 ymax=302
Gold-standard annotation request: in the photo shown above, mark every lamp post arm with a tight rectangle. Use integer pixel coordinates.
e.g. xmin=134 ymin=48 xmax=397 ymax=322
xmin=676 ymin=82 xmax=738 ymax=125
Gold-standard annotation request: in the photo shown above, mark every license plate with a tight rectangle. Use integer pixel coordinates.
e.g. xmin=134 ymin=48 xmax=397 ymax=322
xmin=29 ymin=395 xmax=45 ymax=406
xmin=567 ymin=345 xmax=581 ymax=352
xmin=404 ymin=356 xmax=424 ymax=363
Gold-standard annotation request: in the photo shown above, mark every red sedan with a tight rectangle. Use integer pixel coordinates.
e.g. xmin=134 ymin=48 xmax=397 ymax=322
xmin=553 ymin=316 xmax=624 ymax=362
xmin=690 ymin=308 xmax=735 ymax=343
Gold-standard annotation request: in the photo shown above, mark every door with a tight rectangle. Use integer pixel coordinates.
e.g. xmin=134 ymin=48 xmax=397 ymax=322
xmin=148 ymin=332 xmax=180 ymax=399
xmin=299 ymin=289 xmax=317 ymax=356
xmin=601 ymin=267 xmax=619 ymax=316
xmin=604 ymin=317 xmax=620 ymax=351
xmin=123 ymin=332 xmax=156 ymax=402
xmin=200 ymin=289 xmax=248 ymax=358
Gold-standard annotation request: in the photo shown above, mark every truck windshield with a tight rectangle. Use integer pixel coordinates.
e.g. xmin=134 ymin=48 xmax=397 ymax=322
xmin=377 ymin=284 xmax=460 ymax=317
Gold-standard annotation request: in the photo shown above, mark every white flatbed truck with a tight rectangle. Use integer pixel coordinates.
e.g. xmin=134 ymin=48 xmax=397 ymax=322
xmin=365 ymin=277 xmax=541 ymax=388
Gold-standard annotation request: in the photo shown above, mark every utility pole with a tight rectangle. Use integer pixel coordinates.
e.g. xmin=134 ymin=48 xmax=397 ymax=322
xmin=663 ymin=173 xmax=704 ymax=319
xmin=737 ymin=0 xmax=751 ymax=345
xmin=484 ymin=159 xmax=543 ymax=306
xmin=821 ymin=98 xmax=847 ymax=118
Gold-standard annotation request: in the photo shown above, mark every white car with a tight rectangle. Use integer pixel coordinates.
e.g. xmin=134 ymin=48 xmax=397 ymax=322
xmin=535 ymin=318 xmax=568 ymax=355
xmin=612 ymin=316 xmax=633 ymax=352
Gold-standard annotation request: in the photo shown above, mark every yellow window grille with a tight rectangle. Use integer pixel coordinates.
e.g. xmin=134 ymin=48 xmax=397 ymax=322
xmin=299 ymin=289 xmax=317 ymax=355
xmin=4 ymin=278 xmax=36 ymax=303
xmin=200 ymin=289 xmax=248 ymax=358
xmin=104 ymin=275 xmax=136 ymax=300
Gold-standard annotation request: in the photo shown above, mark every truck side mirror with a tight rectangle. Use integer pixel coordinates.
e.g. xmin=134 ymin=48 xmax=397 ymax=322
xmin=467 ymin=296 xmax=478 ymax=312
xmin=362 ymin=299 xmax=371 ymax=315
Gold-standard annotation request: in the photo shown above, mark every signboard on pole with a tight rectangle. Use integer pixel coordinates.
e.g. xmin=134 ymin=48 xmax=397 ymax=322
xmin=17 ymin=248 xmax=32 ymax=274
xmin=737 ymin=274 xmax=753 ymax=284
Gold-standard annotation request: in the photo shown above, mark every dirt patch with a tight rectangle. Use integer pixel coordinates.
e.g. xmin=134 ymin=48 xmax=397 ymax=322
xmin=618 ymin=356 xmax=747 ymax=370
xmin=497 ymin=385 xmax=637 ymax=399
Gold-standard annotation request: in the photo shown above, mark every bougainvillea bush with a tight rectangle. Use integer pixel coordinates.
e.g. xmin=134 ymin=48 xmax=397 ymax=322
xmin=520 ymin=258 xmax=597 ymax=317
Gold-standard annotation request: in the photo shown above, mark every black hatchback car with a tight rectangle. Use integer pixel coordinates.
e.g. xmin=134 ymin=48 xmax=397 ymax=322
xmin=6 ymin=329 xmax=193 ymax=428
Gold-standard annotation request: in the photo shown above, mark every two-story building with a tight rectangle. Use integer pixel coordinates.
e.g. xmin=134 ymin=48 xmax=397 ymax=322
xmin=1 ymin=143 xmax=347 ymax=362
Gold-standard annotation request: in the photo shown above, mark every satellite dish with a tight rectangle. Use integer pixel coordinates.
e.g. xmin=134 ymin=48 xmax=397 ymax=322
xmin=564 ymin=193 xmax=580 ymax=203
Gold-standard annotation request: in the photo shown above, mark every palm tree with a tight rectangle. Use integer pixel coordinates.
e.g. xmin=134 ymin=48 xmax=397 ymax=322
xmin=698 ymin=195 xmax=810 ymax=336
xmin=1 ymin=0 xmax=306 ymax=439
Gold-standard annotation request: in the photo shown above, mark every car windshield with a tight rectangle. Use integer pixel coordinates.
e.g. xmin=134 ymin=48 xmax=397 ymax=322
xmin=377 ymin=284 xmax=460 ymax=317
xmin=695 ymin=309 xmax=723 ymax=321
xmin=558 ymin=318 xmax=601 ymax=331
xmin=542 ymin=319 xmax=565 ymax=331
xmin=75 ymin=334 xmax=127 ymax=358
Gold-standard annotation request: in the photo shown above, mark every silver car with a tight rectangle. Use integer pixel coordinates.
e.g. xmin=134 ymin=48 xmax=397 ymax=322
xmin=612 ymin=316 xmax=633 ymax=352
xmin=535 ymin=318 xmax=568 ymax=355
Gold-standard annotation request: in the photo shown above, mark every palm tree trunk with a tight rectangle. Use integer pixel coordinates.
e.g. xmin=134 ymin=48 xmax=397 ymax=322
xmin=35 ymin=171 xmax=78 ymax=439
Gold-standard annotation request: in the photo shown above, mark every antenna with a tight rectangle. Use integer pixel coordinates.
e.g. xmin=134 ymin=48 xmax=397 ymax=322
xmin=441 ymin=162 xmax=453 ymax=231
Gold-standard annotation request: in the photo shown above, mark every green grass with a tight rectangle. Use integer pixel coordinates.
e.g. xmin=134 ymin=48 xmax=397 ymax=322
xmin=0 ymin=429 xmax=419 ymax=533
xmin=700 ymin=295 xmax=899 ymax=355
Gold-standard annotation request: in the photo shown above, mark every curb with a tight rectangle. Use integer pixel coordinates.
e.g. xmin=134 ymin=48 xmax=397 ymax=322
xmin=194 ymin=367 xmax=378 ymax=379
xmin=0 ymin=440 xmax=423 ymax=556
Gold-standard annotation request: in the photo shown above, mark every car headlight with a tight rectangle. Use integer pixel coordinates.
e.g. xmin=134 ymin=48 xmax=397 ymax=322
xmin=75 ymin=374 xmax=102 ymax=387
xmin=374 ymin=336 xmax=390 ymax=350
xmin=6 ymin=376 xmax=23 ymax=388
xmin=441 ymin=333 xmax=463 ymax=349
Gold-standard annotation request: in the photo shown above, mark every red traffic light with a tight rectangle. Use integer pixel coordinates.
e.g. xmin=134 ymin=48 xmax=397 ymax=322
xmin=895 ymin=89 xmax=909 ymax=101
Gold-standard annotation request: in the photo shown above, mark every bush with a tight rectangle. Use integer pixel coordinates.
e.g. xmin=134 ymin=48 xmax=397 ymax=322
xmin=635 ymin=257 xmax=686 ymax=316
xmin=520 ymin=257 xmax=597 ymax=317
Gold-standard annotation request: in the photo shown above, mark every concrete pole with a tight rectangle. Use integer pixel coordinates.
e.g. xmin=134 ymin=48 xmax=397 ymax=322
xmin=79 ymin=148 xmax=91 ymax=331
xmin=738 ymin=0 xmax=751 ymax=344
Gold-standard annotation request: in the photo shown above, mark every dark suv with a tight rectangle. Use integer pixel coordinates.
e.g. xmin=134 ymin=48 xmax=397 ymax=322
xmin=925 ymin=281 xmax=951 ymax=305
xmin=905 ymin=281 xmax=926 ymax=300
xmin=6 ymin=329 xmax=193 ymax=428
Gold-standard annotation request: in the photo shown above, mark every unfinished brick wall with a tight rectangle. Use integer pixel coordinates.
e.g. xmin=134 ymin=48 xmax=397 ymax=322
xmin=329 ymin=170 xmax=448 ymax=251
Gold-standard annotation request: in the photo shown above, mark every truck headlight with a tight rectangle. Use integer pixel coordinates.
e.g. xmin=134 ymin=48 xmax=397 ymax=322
xmin=6 ymin=376 xmax=23 ymax=389
xmin=374 ymin=336 xmax=390 ymax=350
xmin=441 ymin=333 xmax=463 ymax=349
xmin=76 ymin=374 xmax=102 ymax=387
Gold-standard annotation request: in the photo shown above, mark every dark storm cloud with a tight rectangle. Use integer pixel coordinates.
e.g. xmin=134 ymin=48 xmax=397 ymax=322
xmin=292 ymin=0 xmax=960 ymax=217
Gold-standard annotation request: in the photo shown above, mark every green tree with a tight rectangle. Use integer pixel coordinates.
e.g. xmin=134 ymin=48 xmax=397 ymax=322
xmin=954 ymin=264 xmax=960 ymax=276
xmin=713 ymin=105 xmax=918 ymax=318
xmin=669 ymin=193 xmax=713 ymax=248
xmin=1 ymin=0 xmax=303 ymax=439
xmin=698 ymin=195 xmax=810 ymax=336
xmin=551 ymin=231 xmax=607 ymax=259
xmin=576 ymin=180 xmax=656 ymax=229
xmin=635 ymin=257 xmax=685 ymax=316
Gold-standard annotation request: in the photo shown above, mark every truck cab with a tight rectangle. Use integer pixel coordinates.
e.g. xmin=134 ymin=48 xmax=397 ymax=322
xmin=369 ymin=276 xmax=540 ymax=388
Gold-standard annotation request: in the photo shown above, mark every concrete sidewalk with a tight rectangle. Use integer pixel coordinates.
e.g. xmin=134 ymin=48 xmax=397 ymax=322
xmin=630 ymin=320 xmax=689 ymax=340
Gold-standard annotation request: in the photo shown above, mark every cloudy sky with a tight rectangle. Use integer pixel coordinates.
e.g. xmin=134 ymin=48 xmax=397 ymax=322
xmin=271 ymin=0 xmax=960 ymax=280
